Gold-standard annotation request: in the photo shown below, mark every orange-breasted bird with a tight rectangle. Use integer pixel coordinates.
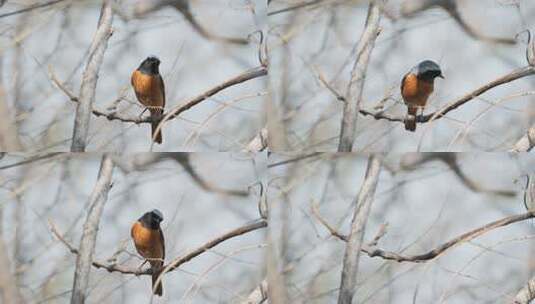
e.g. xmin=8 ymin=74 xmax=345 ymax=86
xmin=400 ymin=60 xmax=444 ymax=131
xmin=131 ymin=209 xmax=165 ymax=296
xmin=131 ymin=56 xmax=166 ymax=144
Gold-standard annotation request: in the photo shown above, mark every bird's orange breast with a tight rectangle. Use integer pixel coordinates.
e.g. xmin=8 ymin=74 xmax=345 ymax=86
xmin=401 ymin=73 xmax=434 ymax=107
xmin=131 ymin=70 xmax=165 ymax=108
xmin=131 ymin=222 xmax=164 ymax=262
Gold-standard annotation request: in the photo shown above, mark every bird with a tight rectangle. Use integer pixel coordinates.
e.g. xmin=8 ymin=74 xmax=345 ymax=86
xmin=131 ymin=209 xmax=165 ymax=296
xmin=400 ymin=60 xmax=444 ymax=131
xmin=131 ymin=56 xmax=166 ymax=144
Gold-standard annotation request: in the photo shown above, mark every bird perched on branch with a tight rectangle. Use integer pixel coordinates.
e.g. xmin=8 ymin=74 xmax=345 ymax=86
xmin=131 ymin=209 xmax=165 ymax=296
xmin=400 ymin=60 xmax=444 ymax=131
xmin=131 ymin=56 xmax=166 ymax=144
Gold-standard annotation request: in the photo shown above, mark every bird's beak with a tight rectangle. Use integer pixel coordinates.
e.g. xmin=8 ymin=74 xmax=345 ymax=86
xmin=438 ymin=73 xmax=445 ymax=79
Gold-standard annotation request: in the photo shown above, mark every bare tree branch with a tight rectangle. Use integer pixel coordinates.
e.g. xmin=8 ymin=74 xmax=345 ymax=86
xmin=267 ymin=0 xmax=324 ymax=16
xmin=0 ymin=0 xmax=66 ymax=19
xmin=134 ymin=0 xmax=249 ymax=45
xmin=51 ymin=219 xmax=267 ymax=276
xmin=313 ymin=205 xmax=535 ymax=263
xmin=71 ymin=155 xmax=114 ymax=304
xmin=52 ymin=65 xmax=267 ymax=127
xmin=70 ymin=0 xmax=114 ymax=152
xmin=241 ymin=279 xmax=268 ymax=304
xmin=338 ymin=0 xmax=383 ymax=152
xmin=512 ymin=276 xmax=535 ymax=304
xmin=401 ymin=0 xmax=516 ymax=45
xmin=242 ymin=127 xmax=268 ymax=153
xmin=109 ymin=153 xmax=250 ymax=196
xmin=357 ymin=66 xmax=535 ymax=127
xmin=510 ymin=124 xmax=535 ymax=152
xmin=338 ymin=154 xmax=382 ymax=304
xmin=0 ymin=206 xmax=24 ymax=304
xmin=152 ymin=65 xmax=268 ymax=148
xmin=399 ymin=153 xmax=517 ymax=197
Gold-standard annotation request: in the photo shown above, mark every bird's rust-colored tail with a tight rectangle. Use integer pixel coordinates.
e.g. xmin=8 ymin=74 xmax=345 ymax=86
xmin=405 ymin=106 xmax=417 ymax=131
xmin=150 ymin=109 xmax=163 ymax=144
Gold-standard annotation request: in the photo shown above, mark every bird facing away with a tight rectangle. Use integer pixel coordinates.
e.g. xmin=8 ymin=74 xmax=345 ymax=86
xmin=131 ymin=209 xmax=165 ymax=296
xmin=131 ymin=56 xmax=166 ymax=144
xmin=400 ymin=60 xmax=444 ymax=131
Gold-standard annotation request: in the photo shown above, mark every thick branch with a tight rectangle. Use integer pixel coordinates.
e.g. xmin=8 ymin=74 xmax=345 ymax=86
xmin=52 ymin=219 xmax=267 ymax=276
xmin=242 ymin=127 xmax=268 ymax=152
xmin=338 ymin=0 xmax=383 ymax=152
xmin=510 ymin=124 xmax=535 ymax=152
xmin=70 ymin=0 xmax=114 ymax=152
xmin=338 ymin=155 xmax=382 ymax=304
xmin=71 ymin=155 xmax=114 ymax=304
xmin=241 ymin=279 xmax=268 ymax=304
xmin=512 ymin=276 xmax=535 ymax=304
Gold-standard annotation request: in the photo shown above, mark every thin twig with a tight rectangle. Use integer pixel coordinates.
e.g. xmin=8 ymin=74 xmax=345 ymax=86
xmin=0 ymin=0 xmax=65 ymax=19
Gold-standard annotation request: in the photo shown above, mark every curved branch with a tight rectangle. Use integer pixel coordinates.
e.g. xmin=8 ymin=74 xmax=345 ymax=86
xmin=51 ymin=66 xmax=267 ymax=126
xmin=358 ymin=66 xmax=535 ymax=126
xmin=109 ymin=154 xmax=250 ymax=196
xmin=51 ymin=219 xmax=267 ymax=276
xmin=401 ymin=0 xmax=516 ymax=45
xmin=134 ymin=0 xmax=249 ymax=45
xmin=152 ymin=65 xmax=268 ymax=144
xmin=313 ymin=205 xmax=535 ymax=263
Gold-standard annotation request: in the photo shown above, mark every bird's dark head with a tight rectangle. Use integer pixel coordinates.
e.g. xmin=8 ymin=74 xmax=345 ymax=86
xmin=416 ymin=60 xmax=444 ymax=80
xmin=139 ymin=209 xmax=164 ymax=229
xmin=138 ymin=56 xmax=161 ymax=75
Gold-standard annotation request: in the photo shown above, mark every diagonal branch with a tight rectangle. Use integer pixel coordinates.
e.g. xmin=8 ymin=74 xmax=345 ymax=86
xmin=151 ymin=65 xmax=268 ymax=147
xmin=109 ymin=153 xmax=250 ymax=196
xmin=313 ymin=204 xmax=535 ymax=263
xmin=401 ymin=0 xmax=516 ymax=45
xmin=71 ymin=154 xmax=114 ymax=304
xmin=70 ymin=0 xmax=114 ymax=152
xmin=338 ymin=155 xmax=382 ymax=304
xmin=134 ymin=0 xmax=249 ymax=45
xmin=52 ymin=66 xmax=267 ymax=126
xmin=338 ymin=0 xmax=383 ymax=152
xmin=357 ymin=66 xmax=535 ymax=126
xmin=51 ymin=219 xmax=267 ymax=276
